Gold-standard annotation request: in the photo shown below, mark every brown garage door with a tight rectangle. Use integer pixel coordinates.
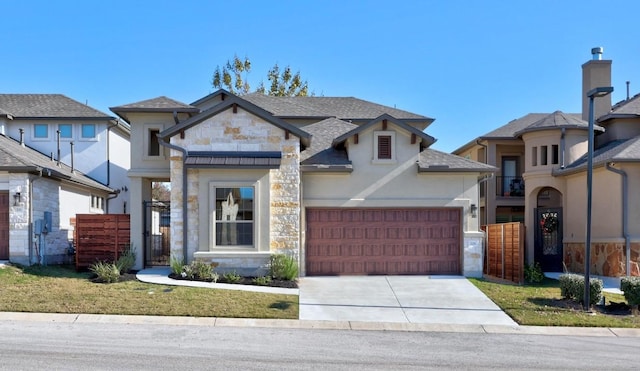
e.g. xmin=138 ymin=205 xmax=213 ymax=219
xmin=305 ymin=208 xmax=461 ymax=275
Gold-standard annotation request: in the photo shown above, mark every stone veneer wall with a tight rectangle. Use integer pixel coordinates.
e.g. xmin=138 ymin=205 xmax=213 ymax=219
xmin=564 ymin=242 xmax=640 ymax=277
xmin=9 ymin=174 xmax=71 ymax=265
xmin=463 ymin=233 xmax=484 ymax=277
xmin=170 ymin=108 xmax=301 ymax=270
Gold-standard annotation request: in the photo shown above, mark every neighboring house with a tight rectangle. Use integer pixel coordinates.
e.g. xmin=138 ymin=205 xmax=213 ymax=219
xmin=111 ymin=91 xmax=495 ymax=277
xmin=0 ymin=133 xmax=113 ymax=264
xmin=0 ymin=94 xmax=131 ymax=265
xmin=453 ymin=48 xmax=640 ymax=277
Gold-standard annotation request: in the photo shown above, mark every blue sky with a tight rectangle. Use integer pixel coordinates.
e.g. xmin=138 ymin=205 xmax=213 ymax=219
xmin=3 ymin=0 xmax=639 ymax=152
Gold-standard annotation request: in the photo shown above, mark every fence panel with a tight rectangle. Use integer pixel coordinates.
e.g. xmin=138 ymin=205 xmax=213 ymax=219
xmin=485 ymin=222 xmax=525 ymax=284
xmin=74 ymin=214 xmax=130 ymax=270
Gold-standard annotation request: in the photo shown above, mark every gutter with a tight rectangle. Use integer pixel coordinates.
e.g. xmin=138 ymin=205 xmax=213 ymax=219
xmin=605 ymin=162 xmax=630 ymax=276
xmin=158 ymin=134 xmax=189 ymax=265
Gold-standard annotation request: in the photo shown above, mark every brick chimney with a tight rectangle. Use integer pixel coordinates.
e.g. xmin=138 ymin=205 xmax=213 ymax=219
xmin=582 ymin=47 xmax=612 ymax=121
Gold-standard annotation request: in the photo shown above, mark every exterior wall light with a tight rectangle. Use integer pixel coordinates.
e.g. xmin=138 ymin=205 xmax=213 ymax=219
xmin=13 ymin=192 xmax=21 ymax=206
xmin=470 ymin=204 xmax=478 ymax=218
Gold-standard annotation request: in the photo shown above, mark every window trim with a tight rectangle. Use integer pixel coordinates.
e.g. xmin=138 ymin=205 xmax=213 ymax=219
xmin=79 ymin=123 xmax=97 ymax=141
xmin=541 ymin=145 xmax=548 ymax=166
xmin=58 ymin=124 xmax=73 ymax=140
xmin=209 ymin=182 xmax=258 ymax=251
xmin=33 ymin=123 xmax=49 ymax=140
xmin=90 ymin=194 xmax=105 ymax=213
xmin=372 ymin=131 xmax=397 ymax=164
xmin=143 ymin=124 xmax=165 ymax=160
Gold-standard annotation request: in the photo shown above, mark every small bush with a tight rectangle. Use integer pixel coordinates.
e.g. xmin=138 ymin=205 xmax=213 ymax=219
xmin=115 ymin=244 xmax=136 ymax=274
xmin=620 ymin=276 xmax=640 ymax=308
xmin=524 ymin=262 xmax=545 ymax=284
xmin=170 ymin=256 xmax=185 ymax=275
xmin=559 ymin=273 xmax=603 ymax=306
xmin=223 ymin=271 xmax=242 ymax=283
xmin=178 ymin=260 xmax=218 ymax=282
xmin=269 ymin=253 xmax=299 ymax=281
xmin=89 ymin=261 xmax=121 ymax=283
xmin=252 ymin=276 xmax=272 ymax=286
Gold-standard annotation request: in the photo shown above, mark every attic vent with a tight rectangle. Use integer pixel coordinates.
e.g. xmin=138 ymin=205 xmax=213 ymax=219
xmin=378 ymin=135 xmax=392 ymax=159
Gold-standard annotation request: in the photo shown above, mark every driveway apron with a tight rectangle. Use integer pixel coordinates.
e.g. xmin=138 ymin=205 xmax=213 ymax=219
xmin=299 ymin=276 xmax=517 ymax=326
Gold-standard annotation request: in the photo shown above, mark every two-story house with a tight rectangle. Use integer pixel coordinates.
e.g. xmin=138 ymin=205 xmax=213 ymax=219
xmin=453 ymin=48 xmax=640 ymax=278
xmin=0 ymin=94 xmax=130 ymax=264
xmin=111 ymin=91 xmax=496 ymax=276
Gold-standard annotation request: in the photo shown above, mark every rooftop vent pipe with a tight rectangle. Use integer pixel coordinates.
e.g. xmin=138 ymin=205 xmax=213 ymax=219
xmin=19 ymin=128 xmax=24 ymax=146
xmin=591 ymin=47 xmax=604 ymax=60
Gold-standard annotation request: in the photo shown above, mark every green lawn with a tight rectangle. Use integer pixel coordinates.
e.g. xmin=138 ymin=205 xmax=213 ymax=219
xmin=470 ymin=277 xmax=640 ymax=328
xmin=0 ymin=264 xmax=298 ymax=319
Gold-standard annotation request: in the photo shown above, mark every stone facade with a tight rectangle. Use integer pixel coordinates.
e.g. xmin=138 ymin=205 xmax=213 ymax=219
xmin=463 ymin=233 xmax=484 ymax=277
xmin=171 ymin=108 xmax=301 ymax=273
xmin=564 ymin=242 xmax=640 ymax=277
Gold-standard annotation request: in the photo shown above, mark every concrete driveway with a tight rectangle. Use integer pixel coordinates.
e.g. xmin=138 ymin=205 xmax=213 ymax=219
xmin=299 ymin=276 xmax=517 ymax=326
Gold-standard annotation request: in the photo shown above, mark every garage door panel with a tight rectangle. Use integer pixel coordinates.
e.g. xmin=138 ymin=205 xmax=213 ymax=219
xmin=306 ymin=208 xmax=461 ymax=276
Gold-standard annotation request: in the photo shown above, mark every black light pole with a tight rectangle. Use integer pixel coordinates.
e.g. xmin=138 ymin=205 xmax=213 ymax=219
xmin=584 ymin=86 xmax=613 ymax=312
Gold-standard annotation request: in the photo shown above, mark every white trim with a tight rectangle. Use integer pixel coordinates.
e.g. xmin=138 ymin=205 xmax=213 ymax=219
xmin=208 ymin=181 xmax=259 ymax=251
xmin=32 ymin=123 xmax=49 ymax=141
xmin=79 ymin=123 xmax=98 ymax=142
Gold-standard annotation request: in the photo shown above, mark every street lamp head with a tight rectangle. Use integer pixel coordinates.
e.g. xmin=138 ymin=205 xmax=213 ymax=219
xmin=587 ymin=86 xmax=614 ymax=98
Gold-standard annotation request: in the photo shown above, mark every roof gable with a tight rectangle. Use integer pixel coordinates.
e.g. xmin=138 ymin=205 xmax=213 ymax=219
xmin=332 ymin=113 xmax=436 ymax=147
xmin=159 ymin=93 xmax=311 ymax=147
xmin=598 ymin=93 xmax=640 ymax=122
xmin=418 ymin=149 xmax=498 ymax=173
xmin=110 ymin=96 xmax=199 ymax=123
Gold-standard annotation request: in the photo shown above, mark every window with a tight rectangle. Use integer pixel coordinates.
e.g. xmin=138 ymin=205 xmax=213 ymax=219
xmin=58 ymin=124 xmax=72 ymax=139
xmin=532 ymin=147 xmax=537 ymax=166
xmin=215 ymin=187 xmax=254 ymax=246
xmin=552 ymin=145 xmax=559 ymax=165
xmin=81 ymin=124 xmax=96 ymax=139
xmin=91 ymin=195 xmax=105 ymax=211
xmin=34 ymin=124 xmax=48 ymax=139
xmin=541 ymin=145 xmax=548 ymax=165
xmin=148 ymin=129 xmax=160 ymax=156
xmin=373 ymin=131 xmax=396 ymax=162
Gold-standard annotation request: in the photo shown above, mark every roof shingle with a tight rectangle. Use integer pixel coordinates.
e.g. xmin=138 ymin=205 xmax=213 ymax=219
xmin=0 ymin=94 xmax=113 ymax=119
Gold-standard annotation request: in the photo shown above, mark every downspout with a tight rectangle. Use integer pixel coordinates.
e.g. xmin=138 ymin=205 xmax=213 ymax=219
xmin=560 ymin=128 xmax=566 ymax=169
xmin=158 ymin=134 xmax=188 ymax=264
xmin=605 ymin=162 xmax=630 ymax=276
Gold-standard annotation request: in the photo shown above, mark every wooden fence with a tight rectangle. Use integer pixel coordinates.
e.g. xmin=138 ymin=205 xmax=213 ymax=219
xmin=485 ymin=222 xmax=525 ymax=284
xmin=74 ymin=214 xmax=131 ymax=270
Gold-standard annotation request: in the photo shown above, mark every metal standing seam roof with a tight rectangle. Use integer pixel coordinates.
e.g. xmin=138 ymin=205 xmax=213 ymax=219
xmin=184 ymin=151 xmax=282 ymax=169
xmin=0 ymin=94 xmax=114 ymax=119
xmin=0 ymin=134 xmax=113 ymax=192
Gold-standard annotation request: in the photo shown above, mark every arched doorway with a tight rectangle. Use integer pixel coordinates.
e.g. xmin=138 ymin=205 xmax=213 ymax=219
xmin=534 ymin=187 xmax=563 ymax=272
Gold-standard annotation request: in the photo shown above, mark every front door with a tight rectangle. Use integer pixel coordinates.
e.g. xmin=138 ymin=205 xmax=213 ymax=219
xmin=534 ymin=208 xmax=563 ymax=272
xmin=0 ymin=192 xmax=8 ymax=260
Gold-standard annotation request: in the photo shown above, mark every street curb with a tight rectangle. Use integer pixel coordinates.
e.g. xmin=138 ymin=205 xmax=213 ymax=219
xmin=1 ymin=312 xmax=638 ymax=337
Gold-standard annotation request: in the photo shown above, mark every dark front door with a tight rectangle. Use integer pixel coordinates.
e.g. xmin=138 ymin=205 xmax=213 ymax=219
xmin=534 ymin=208 xmax=563 ymax=272
xmin=0 ymin=192 xmax=8 ymax=260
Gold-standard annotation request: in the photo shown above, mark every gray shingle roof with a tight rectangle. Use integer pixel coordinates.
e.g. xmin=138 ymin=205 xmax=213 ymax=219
xmin=598 ymin=94 xmax=640 ymax=122
xmin=554 ymin=135 xmax=640 ymax=175
xmin=418 ymin=149 xmax=498 ymax=172
xmin=300 ymin=118 xmax=356 ymax=171
xmin=0 ymin=94 xmax=113 ymax=119
xmin=332 ymin=114 xmax=436 ymax=147
xmin=242 ymin=93 xmax=433 ymax=121
xmin=0 ymin=134 xmax=113 ymax=192
xmin=513 ymin=110 xmax=602 ymax=136
xmin=110 ymin=96 xmax=198 ymax=111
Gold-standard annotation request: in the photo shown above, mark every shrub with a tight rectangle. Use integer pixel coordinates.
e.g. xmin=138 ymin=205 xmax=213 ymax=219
xmin=252 ymin=276 xmax=272 ymax=286
xmin=223 ymin=271 xmax=242 ymax=283
xmin=89 ymin=261 xmax=121 ymax=283
xmin=170 ymin=256 xmax=185 ymax=276
xmin=559 ymin=273 xmax=603 ymax=306
xmin=620 ymin=276 xmax=640 ymax=308
xmin=115 ymin=244 xmax=136 ymax=274
xmin=524 ymin=262 xmax=545 ymax=284
xmin=269 ymin=253 xmax=299 ymax=281
xmin=177 ymin=260 xmax=218 ymax=282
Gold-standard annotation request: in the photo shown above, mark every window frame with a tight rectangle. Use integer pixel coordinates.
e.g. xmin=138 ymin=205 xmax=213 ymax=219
xmin=80 ymin=123 xmax=97 ymax=141
xmin=90 ymin=194 xmax=105 ymax=213
xmin=209 ymin=183 xmax=258 ymax=250
xmin=541 ymin=145 xmax=548 ymax=166
xmin=58 ymin=124 xmax=73 ymax=140
xmin=33 ymin=123 xmax=49 ymax=140
xmin=143 ymin=124 xmax=165 ymax=160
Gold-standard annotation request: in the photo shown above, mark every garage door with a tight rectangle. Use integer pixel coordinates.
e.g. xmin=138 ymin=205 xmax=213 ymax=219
xmin=305 ymin=208 xmax=461 ymax=275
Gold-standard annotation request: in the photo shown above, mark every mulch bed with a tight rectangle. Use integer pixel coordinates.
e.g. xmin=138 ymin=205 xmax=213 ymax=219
xmin=168 ymin=273 xmax=298 ymax=289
